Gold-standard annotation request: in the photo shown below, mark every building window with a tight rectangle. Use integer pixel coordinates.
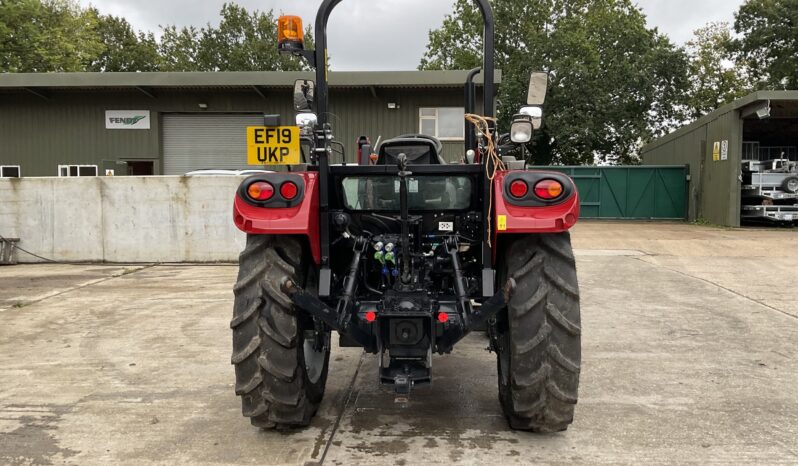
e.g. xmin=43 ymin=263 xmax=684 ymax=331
xmin=419 ymin=107 xmax=465 ymax=140
xmin=0 ymin=166 xmax=21 ymax=178
xmin=58 ymin=165 xmax=98 ymax=177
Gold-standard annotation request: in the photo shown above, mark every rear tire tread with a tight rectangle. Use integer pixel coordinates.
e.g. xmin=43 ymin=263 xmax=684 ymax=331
xmin=231 ymin=235 xmax=329 ymax=429
xmin=546 ymin=302 xmax=581 ymax=336
xmin=498 ymin=233 xmax=581 ymax=433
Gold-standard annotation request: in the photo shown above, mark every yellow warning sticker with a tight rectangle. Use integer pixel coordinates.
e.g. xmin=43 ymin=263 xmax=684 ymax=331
xmin=497 ymin=215 xmax=507 ymax=231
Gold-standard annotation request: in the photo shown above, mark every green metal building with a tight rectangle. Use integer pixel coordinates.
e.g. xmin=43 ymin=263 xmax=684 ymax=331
xmin=641 ymin=91 xmax=798 ymax=227
xmin=0 ymin=71 xmax=498 ymax=177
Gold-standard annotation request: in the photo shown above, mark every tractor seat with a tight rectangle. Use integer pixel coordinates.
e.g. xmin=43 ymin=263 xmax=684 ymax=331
xmin=376 ymin=134 xmax=446 ymax=165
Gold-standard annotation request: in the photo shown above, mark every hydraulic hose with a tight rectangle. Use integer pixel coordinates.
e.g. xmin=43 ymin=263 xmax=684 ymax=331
xmin=397 ymin=154 xmax=412 ymax=284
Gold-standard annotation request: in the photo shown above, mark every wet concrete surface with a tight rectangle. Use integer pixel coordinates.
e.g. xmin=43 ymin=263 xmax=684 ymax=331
xmin=1 ymin=222 xmax=797 ymax=465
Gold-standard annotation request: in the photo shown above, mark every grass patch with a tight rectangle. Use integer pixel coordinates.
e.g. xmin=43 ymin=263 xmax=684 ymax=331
xmin=691 ymin=218 xmax=729 ymax=229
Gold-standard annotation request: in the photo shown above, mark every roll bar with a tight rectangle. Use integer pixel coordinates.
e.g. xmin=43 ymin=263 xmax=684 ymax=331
xmin=302 ymin=0 xmax=496 ymax=282
xmin=312 ymin=0 xmax=495 ymax=129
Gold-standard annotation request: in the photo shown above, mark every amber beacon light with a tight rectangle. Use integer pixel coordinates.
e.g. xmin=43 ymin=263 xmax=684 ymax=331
xmin=278 ymin=15 xmax=304 ymax=51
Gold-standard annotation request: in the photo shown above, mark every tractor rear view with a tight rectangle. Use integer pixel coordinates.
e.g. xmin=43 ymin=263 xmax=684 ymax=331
xmin=230 ymin=0 xmax=581 ymax=433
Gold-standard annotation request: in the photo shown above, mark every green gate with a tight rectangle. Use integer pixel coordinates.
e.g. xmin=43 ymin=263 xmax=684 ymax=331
xmin=529 ymin=166 xmax=688 ymax=219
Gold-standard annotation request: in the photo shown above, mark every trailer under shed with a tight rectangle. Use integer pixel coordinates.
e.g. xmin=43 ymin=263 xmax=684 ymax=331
xmin=642 ymin=91 xmax=798 ymax=227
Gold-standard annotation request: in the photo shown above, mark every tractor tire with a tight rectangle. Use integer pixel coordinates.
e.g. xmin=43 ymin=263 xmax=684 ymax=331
xmin=496 ymin=233 xmax=581 ymax=432
xmin=231 ymin=235 xmax=330 ymax=429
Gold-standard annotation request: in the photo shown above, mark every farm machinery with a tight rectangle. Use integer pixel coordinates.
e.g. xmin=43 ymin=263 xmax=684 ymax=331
xmin=230 ymin=0 xmax=582 ymax=432
xmin=741 ymin=158 xmax=798 ymax=224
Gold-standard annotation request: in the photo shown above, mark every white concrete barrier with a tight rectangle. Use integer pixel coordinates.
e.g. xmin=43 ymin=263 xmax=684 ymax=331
xmin=0 ymin=176 xmax=248 ymax=263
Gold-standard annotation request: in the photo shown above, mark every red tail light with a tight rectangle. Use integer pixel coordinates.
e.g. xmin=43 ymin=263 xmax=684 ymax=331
xmin=509 ymin=179 xmax=529 ymax=198
xmin=280 ymin=181 xmax=298 ymax=200
xmin=365 ymin=311 xmax=377 ymax=323
xmin=534 ymin=180 xmax=564 ymax=200
xmin=437 ymin=312 xmax=449 ymax=323
xmin=247 ymin=181 xmax=274 ymax=201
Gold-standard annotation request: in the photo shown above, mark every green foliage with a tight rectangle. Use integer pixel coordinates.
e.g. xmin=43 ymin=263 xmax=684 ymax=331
xmin=684 ymin=22 xmax=748 ymax=119
xmin=732 ymin=0 xmax=798 ymax=90
xmin=160 ymin=4 xmax=313 ymax=72
xmin=418 ymin=0 xmax=484 ymax=71
xmin=0 ymin=0 xmax=104 ymax=72
xmin=420 ymin=0 xmax=689 ymax=165
xmin=197 ymin=4 xmax=311 ymax=71
xmin=0 ymin=1 xmax=312 ymax=73
xmin=158 ymin=25 xmax=202 ymax=72
xmin=88 ymin=11 xmax=161 ymax=72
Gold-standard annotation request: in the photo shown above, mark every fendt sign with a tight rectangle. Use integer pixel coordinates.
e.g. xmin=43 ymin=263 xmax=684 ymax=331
xmin=105 ymin=110 xmax=151 ymax=130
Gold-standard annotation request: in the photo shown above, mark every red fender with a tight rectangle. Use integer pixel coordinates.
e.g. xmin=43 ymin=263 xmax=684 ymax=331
xmin=492 ymin=170 xmax=580 ymax=244
xmin=233 ymin=172 xmax=321 ymax=264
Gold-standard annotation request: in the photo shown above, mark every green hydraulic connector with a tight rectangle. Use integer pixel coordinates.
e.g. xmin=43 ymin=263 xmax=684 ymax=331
xmin=374 ymin=251 xmax=385 ymax=264
xmin=384 ymin=251 xmax=396 ymax=264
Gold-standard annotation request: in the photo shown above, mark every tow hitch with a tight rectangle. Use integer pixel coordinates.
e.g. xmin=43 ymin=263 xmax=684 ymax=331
xmin=282 ymin=268 xmax=515 ymax=395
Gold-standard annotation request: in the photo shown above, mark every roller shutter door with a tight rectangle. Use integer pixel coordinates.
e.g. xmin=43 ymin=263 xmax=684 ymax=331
xmin=162 ymin=114 xmax=263 ymax=175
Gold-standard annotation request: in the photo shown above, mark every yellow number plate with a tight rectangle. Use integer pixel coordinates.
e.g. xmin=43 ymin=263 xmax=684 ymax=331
xmin=247 ymin=126 xmax=300 ymax=165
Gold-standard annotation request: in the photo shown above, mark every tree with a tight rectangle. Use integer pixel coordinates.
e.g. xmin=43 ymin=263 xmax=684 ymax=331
xmin=158 ymin=3 xmax=314 ymax=72
xmin=0 ymin=1 xmax=313 ymax=73
xmin=420 ymin=0 xmax=689 ymax=165
xmin=419 ymin=0 xmax=485 ymax=71
xmin=158 ymin=25 xmax=202 ymax=71
xmin=684 ymin=22 xmax=748 ymax=120
xmin=0 ymin=0 xmax=103 ymax=72
xmin=733 ymin=0 xmax=798 ymax=90
xmin=88 ymin=12 xmax=161 ymax=72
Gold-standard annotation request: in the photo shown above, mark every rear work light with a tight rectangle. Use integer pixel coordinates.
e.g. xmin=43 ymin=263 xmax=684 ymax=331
xmin=509 ymin=179 xmax=529 ymax=198
xmin=247 ymin=181 xmax=274 ymax=201
xmin=534 ymin=179 xmax=564 ymax=200
xmin=280 ymin=181 xmax=299 ymax=200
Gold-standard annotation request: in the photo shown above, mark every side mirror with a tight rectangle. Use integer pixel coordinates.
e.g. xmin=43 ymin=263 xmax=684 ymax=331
xmin=527 ymin=72 xmax=549 ymax=106
xmin=293 ymin=79 xmax=315 ymax=112
xmin=519 ymin=106 xmax=543 ymax=130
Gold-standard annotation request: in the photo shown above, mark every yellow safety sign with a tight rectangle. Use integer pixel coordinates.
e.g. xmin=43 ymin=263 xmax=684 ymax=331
xmin=497 ymin=215 xmax=507 ymax=231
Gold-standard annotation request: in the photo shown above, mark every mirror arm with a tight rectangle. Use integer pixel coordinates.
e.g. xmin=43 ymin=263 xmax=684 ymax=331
xmin=295 ymin=49 xmax=316 ymax=68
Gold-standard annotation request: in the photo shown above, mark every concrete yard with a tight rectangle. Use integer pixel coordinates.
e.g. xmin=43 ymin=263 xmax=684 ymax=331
xmin=1 ymin=221 xmax=797 ymax=465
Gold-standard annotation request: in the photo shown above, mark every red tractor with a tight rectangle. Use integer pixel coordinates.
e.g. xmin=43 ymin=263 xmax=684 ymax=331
xmin=230 ymin=0 xmax=581 ymax=433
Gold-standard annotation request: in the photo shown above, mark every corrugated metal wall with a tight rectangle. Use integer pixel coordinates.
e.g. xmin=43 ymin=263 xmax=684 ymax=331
xmin=1 ymin=90 xmax=160 ymax=176
xmin=0 ymin=86 xmax=471 ymax=177
xmin=328 ymin=88 xmax=483 ymax=163
xmin=0 ymin=88 xmax=297 ymax=177
xmin=642 ymin=110 xmax=742 ymax=227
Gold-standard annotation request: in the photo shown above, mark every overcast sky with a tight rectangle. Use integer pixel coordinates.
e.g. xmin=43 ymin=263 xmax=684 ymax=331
xmin=77 ymin=0 xmax=745 ymax=70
